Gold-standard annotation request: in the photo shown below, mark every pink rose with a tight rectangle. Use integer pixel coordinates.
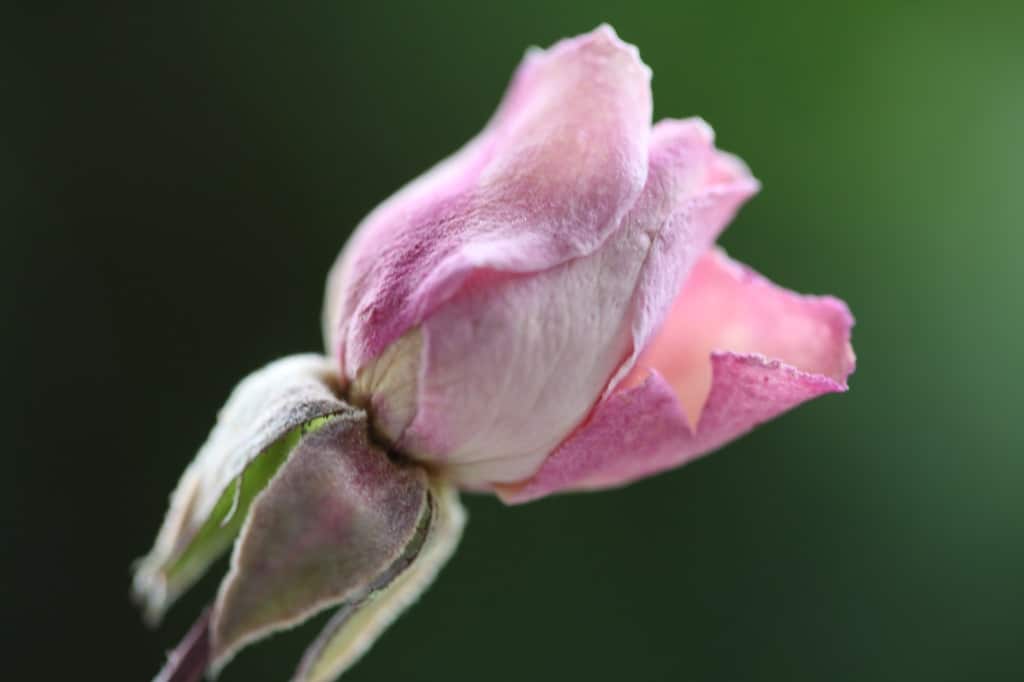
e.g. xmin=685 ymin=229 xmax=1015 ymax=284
xmin=324 ymin=24 xmax=855 ymax=500
xmin=138 ymin=25 xmax=855 ymax=682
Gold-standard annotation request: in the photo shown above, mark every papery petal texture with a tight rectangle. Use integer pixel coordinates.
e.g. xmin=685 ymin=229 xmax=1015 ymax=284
xmin=321 ymin=24 xmax=853 ymax=498
xmin=403 ymin=119 xmax=760 ymax=487
xmin=326 ymin=24 xmax=653 ymax=380
xmin=606 ymin=119 xmax=760 ymax=392
xmin=139 ymin=24 xmax=858 ymax=682
xmin=500 ymin=249 xmax=855 ymax=503
xmin=639 ymin=248 xmax=855 ymax=424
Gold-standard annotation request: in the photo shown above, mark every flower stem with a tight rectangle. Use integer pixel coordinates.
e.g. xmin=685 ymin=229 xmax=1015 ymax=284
xmin=153 ymin=607 xmax=211 ymax=682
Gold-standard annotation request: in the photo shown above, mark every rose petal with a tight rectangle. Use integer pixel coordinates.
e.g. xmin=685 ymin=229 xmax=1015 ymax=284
xmin=499 ymin=251 xmax=854 ymax=503
xmin=496 ymin=372 xmax=689 ymax=503
xmin=209 ymin=411 xmax=430 ymax=672
xmin=133 ymin=355 xmax=346 ymax=622
xmin=606 ymin=118 xmax=760 ymax=392
xmin=293 ymin=478 xmax=466 ymax=682
xmin=326 ymin=24 xmax=653 ymax=380
xmin=385 ymin=120 xmax=755 ymax=488
xmin=637 ymin=248 xmax=855 ymax=425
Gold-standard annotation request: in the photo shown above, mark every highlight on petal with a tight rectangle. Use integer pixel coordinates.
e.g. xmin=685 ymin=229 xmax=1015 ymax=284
xmin=326 ymin=24 xmax=653 ymax=379
xmin=499 ymin=250 xmax=854 ymax=503
xmin=293 ymin=478 xmax=466 ymax=682
xmin=209 ymin=412 xmax=432 ymax=673
xmin=133 ymin=355 xmax=346 ymax=623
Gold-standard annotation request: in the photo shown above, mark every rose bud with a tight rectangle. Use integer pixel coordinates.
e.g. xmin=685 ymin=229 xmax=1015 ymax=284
xmin=323 ymin=24 xmax=854 ymax=498
xmin=136 ymin=24 xmax=854 ymax=682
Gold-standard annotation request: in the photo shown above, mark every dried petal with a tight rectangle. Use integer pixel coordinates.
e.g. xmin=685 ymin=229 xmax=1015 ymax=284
xmin=326 ymin=24 xmax=653 ymax=381
xmin=134 ymin=355 xmax=346 ymax=622
xmin=293 ymin=478 xmax=465 ymax=682
xmin=499 ymin=250 xmax=855 ymax=503
xmin=413 ymin=118 xmax=758 ymax=487
xmin=209 ymin=412 xmax=432 ymax=673
xmin=637 ymin=248 xmax=855 ymax=424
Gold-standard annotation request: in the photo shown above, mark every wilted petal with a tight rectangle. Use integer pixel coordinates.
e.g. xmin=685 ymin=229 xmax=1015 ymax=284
xmin=640 ymin=248 xmax=855 ymax=425
xmin=387 ymin=119 xmax=757 ymax=488
xmin=605 ymin=118 xmax=760 ymax=392
xmin=395 ymin=224 xmax=642 ymax=485
xmin=293 ymin=478 xmax=466 ymax=682
xmin=210 ymin=411 xmax=431 ymax=672
xmin=500 ymin=250 xmax=854 ymax=503
xmin=327 ymin=24 xmax=653 ymax=379
xmin=133 ymin=355 xmax=346 ymax=623
xmin=495 ymin=372 xmax=688 ymax=502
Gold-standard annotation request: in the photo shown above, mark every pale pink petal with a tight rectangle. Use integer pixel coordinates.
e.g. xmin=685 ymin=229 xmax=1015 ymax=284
xmin=499 ymin=250 xmax=854 ymax=503
xmin=607 ymin=119 xmax=760 ymax=393
xmin=495 ymin=372 xmax=691 ymax=503
xmin=636 ymin=248 xmax=855 ymax=425
xmin=325 ymin=25 xmax=653 ymax=379
xmin=388 ymin=120 xmax=758 ymax=488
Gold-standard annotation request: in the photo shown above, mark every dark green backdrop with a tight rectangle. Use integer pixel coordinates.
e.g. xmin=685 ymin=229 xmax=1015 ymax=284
xmin=5 ymin=1 xmax=1022 ymax=680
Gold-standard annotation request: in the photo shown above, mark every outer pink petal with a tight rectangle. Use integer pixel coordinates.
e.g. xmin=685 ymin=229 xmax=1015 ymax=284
xmin=637 ymin=248 xmax=856 ymax=425
xmin=499 ymin=250 xmax=855 ymax=503
xmin=496 ymin=372 xmax=691 ymax=502
xmin=398 ymin=120 xmax=759 ymax=488
xmin=325 ymin=25 xmax=653 ymax=379
xmin=607 ymin=119 xmax=760 ymax=393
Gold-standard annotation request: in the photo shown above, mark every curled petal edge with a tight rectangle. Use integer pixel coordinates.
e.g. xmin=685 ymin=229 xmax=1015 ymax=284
xmin=328 ymin=24 xmax=654 ymax=380
xmin=497 ymin=248 xmax=855 ymax=505
xmin=498 ymin=357 xmax=847 ymax=504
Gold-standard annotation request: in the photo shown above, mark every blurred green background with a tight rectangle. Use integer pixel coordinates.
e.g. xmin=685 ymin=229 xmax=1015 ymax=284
xmin=5 ymin=1 xmax=1022 ymax=680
